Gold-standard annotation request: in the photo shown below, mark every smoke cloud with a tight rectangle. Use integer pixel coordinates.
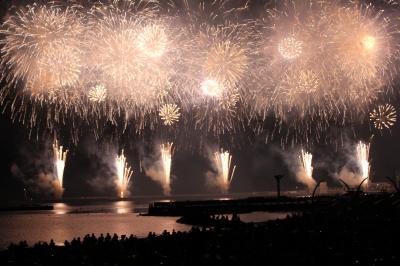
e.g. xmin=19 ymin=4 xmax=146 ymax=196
xmin=10 ymin=139 xmax=66 ymax=199
xmin=82 ymin=140 xmax=122 ymax=196
xmin=271 ymin=146 xmax=316 ymax=191
xmin=11 ymin=163 xmax=63 ymax=199
xmin=204 ymin=145 xmax=232 ymax=193
xmin=331 ymin=140 xmax=368 ymax=189
xmin=140 ymin=141 xmax=172 ymax=195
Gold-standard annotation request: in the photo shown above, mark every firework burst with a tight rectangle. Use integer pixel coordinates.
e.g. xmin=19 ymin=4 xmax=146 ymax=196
xmin=186 ymin=22 xmax=253 ymax=135
xmin=0 ymin=0 xmax=399 ymax=147
xmin=277 ymin=36 xmax=303 ymax=60
xmin=203 ymin=38 xmax=248 ymax=87
xmin=330 ymin=5 xmax=394 ymax=88
xmin=251 ymin=0 xmax=399 ymax=144
xmin=136 ymin=24 xmax=168 ymax=59
xmin=370 ymin=104 xmax=397 ymax=130
xmin=88 ymin=85 xmax=107 ymax=103
xmin=159 ymin=103 xmax=181 ymax=125
xmin=0 ymin=3 xmax=84 ymax=93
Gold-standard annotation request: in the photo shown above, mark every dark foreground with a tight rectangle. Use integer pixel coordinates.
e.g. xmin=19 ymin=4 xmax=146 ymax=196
xmin=1 ymin=193 xmax=399 ymax=266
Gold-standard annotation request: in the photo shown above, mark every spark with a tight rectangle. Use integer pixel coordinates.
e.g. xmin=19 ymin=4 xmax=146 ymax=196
xmin=115 ymin=150 xmax=133 ymax=199
xmin=369 ymin=104 xmax=397 ymax=130
xmin=159 ymin=103 xmax=181 ymax=125
xmin=213 ymin=149 xmax=236 ymax=193
xmin=53 ymin=140 xmax=68 ymax=189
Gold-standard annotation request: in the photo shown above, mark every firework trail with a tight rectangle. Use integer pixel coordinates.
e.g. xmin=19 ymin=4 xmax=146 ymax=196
xmin=297 ymin=149 xmax=316 ymax=191
xmin=160 ymin=142 xmax=173 ymax=195
xmin=211 ymin=149 xmax=236 ymax=193
xmin=356 ymin=141 xmax=370 ymax=189
xmin=53 ymin=140 xmax=68 ymax=190
xmin=143 ymin=142 xmax=174 ymax=195
xmin=115 ymin=150 xmax=133 ymax=198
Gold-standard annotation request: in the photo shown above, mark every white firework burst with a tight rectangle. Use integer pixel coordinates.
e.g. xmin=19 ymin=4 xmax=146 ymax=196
xmin=88 ymin=85 xmax=107 ymax=103
xmin=159 ymin=103 xmax=181 ymax=125
xmin=278 ymin=36 xmax=303 ymax=60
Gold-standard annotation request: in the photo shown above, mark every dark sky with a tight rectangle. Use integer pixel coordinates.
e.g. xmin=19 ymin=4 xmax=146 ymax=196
xmin=1 ymin=0 xmax=400 ymax=203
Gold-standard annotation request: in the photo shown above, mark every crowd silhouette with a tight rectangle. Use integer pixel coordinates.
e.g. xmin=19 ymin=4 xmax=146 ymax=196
xmin=1 ymin=193 xmax=399 ymax=266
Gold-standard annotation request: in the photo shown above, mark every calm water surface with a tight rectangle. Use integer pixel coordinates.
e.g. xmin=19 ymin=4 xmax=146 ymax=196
xmin=0 ymin=199 xmax=288 ymax=249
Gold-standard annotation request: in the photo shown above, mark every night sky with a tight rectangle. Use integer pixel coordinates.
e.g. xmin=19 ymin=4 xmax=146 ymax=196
xmin=1 ymin=0 xmax=400 ymax=203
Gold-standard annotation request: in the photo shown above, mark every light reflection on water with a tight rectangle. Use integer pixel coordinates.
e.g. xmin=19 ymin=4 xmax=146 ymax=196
xmin=52 ymin=201 xmax=139 ymax=215
xmin=53 ymin=203 xmax=68 ymax=215
xmin=0 ymin=199 xmax=289 ymax=249
xmin=0 ymin=200 xmax=190 ymax=250
xmin=115 ymin=201 xmax=132 ymax=214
